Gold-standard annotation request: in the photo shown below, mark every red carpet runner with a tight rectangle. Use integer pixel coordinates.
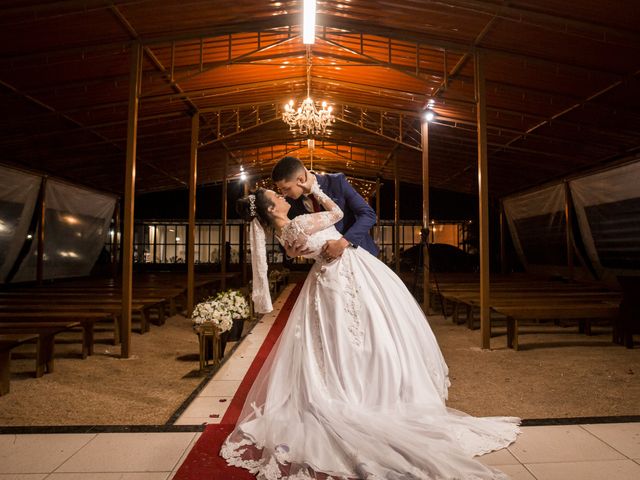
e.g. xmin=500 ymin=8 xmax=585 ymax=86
xmin=172 ymin=282 xmax=303 ymax=480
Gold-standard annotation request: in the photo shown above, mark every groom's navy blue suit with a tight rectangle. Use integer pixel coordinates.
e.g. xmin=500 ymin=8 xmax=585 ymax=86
xmin=286 ymin=172 xmax=379 ymax=257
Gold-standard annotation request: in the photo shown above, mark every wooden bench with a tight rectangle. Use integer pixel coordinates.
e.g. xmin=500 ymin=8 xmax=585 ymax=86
xmin=0 ymin=333 xmax=39 ymax=395
xmin=497 ymin=303 xmax=621 ymax=350
xmin=0 ymin=312 xmax=111 ymax=359
xmin=0 ymin=301 xmax=152 ymax=340
xmin=429 ymin=276 xmax=621 ymax=349
xmin=0 ymin=322 xmax=81 ymax=395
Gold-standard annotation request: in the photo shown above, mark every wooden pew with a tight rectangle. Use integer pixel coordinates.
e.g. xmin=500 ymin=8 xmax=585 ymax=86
xmin=0 ymin=333 xmax=39 ymax=395
xmin=429 ymin=275 xmax=621 ymax=349
xmin=0 ymin=322 xmax=81 ymax=395
xmin=498 ymin=303 xmax=621 ymax=350
xmin=0 ymin=312 xmax=111 ymax=358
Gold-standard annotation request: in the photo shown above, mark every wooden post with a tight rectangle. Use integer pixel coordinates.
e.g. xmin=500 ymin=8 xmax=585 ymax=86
xmin=564 ymin=182 xmax=574 ymax=281
xmin=475 ymin=51 xmax=491 ymax=350
xmin=242 ymin=181 xmax=249 ymax=286
xmin=421 ymin=120 xmax=430 ymax=311
xmin=499 ymin=202 xmax=507 ymax=275
xmin=111 ymin=199 xmax=121 ymax=279
xmin=394 ymin=154 xmax=400 ymax=274
xmin=36 ymin=178 xmax=46 ymax=285
xmin=221 ymin=154 xmax=228 ymax=290
xmin=375 ymin=178 xmax=381 ymax=254
xmin=121 ymin=41 xmax=142 ymax=359
xmin=187 ymin=113 xmax=199 ymax=316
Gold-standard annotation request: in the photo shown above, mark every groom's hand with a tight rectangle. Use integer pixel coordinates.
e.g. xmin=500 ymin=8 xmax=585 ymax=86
xmin=321 ymin=238 xmax=349 ymax=262
xmin=285 ymin=239 xmax=313 ymax=258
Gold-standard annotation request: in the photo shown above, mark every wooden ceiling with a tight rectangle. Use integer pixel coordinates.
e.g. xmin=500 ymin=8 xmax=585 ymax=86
xmin=1 ymin=1 xmax=638 ymax=198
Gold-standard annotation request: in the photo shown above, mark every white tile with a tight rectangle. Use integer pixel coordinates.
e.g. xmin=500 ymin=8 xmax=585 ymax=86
xmin=213 ymin=359 xmax=250 ymax=381
xmin=244 ymin=332 xmax=267 ymax=343
xmin=174 ymin=396 xmax=232 ymax=423
xmin=477 ymin=448 xmax=520 ymax=466
xmin=170 ymin=433 xmax=202 ymax=474
xmin=172 ymin=417 xmax=212 ymax=426
xmin=0 ymin=434 xmax=95 ymax=474
xmin=56 ymin=433 xmax=195 ymax=473
xmin=491 ymin=464 xmax=536 ymax=480
xmin=47 ymin=474 xmax=170 ymax=480
xmin=527 ymin=459 xmax=640 ymax=480
xmin=582 ymin=423 xmax=640 ymax=459
xmin=199 ymin=380 xmax=241 ymax=397
xmin=233 ymin=337 xmax=264 ymax=357
xmin=248 ymin=325 xmax=271 ymax=336
xmin=508 ymin=425 xmax=624 ymax=464
xmin=0 ymin=475 xmax=48 ymax=480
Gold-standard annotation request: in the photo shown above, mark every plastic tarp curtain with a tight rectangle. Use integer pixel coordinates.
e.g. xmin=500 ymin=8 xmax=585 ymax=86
xmin=570 ymin=161 xmax=640 ymax=279
xmin=0 ymin=166 xmax=41 ymax=282
xmin=12 ymin=180 xmax=115 ymax=282
xmin=503 ymin=184 xmax=569 ymax=270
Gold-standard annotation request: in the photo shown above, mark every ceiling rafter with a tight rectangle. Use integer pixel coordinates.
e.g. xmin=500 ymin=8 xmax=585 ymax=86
xmin=497 ymin=68 xmax=640 ymax=154
xmin=0 ymin=77 xmax=186 ymax=187
xmin=109 ymin=5 xmax=198 ymax=116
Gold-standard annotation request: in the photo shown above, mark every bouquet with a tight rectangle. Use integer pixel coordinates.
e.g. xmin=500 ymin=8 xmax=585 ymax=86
xmin=191 ymin=298 xmax=234 ymax=333
xmin=213 ymin=289 xmax=250 ymax=320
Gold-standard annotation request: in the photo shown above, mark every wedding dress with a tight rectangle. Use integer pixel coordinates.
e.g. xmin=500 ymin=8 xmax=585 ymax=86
xmin=221 ymin=182 xmax=520 ymax=480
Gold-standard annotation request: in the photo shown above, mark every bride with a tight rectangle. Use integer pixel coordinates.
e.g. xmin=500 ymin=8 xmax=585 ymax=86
xmin=221 ymin=175 xmax=520 ymax=480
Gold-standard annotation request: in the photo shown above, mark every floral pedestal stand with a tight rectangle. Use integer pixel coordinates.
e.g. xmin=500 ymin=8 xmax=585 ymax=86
xmin=194 ymin=323 xmax=222 ymax=371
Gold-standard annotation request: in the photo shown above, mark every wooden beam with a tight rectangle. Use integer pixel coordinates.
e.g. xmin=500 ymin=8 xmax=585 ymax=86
xmin=421 ymin=120 xmax=430 ymax=311
xmin=121 ymin=41 xmax=142 ymax=359
xmin=36 ymin=178 xmax=46 ymax=285
xmin=187 ymin=113 xmax=199 ymax=316
xmin=475 ymin=50 xmax=491 ymax=350
xmin=500 ymin=202 xmax=507 ymax=275
xmin=111 ymin=199 xmax=120 ymax=279
xmin=564 ymin=182 xmax=574 ymax=281
xmin=221 ymin=154 xmax=228 ymax=290
xmin=375 ymin=177 xmax=381 ymax=247
xmin=394 ymin=153 xmax=400 ymax=274
xmin=242 ymin=181 xmax=249 ymax=286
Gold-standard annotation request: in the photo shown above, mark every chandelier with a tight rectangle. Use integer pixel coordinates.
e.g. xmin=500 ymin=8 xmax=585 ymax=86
xmin=282 ymin=46 xmax=335 ymax=135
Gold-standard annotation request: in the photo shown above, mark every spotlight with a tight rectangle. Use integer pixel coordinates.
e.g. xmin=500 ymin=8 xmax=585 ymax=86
xmin=425 ymin=111 xmax=434 ymax=122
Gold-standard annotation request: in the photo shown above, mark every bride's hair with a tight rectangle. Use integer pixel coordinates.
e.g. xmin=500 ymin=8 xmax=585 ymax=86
xmin=236 ymin=188 xmax=275 ymax=229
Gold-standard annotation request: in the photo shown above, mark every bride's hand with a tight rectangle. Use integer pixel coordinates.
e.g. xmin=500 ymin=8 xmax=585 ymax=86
xmin=297 ymin=168 xmax=316 ymax=195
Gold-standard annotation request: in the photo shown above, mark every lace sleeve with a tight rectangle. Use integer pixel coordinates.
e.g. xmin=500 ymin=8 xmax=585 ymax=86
xmin=301 ymin=180 xmax=344 ymax=234
xmin=278 ymin=181 xmax=344 ymax=247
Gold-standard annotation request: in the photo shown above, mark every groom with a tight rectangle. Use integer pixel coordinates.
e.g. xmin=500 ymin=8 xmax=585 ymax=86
xmin=272 ymin=156 xmax=379 ymax=262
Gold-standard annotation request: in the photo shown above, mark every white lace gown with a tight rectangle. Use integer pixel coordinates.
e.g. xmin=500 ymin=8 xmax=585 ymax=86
xmin=221 ymin=183 xmax=520 ymax=480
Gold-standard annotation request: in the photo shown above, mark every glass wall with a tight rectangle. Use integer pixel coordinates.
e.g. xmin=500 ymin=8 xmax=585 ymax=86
xmin=130 ymin=219 xmax=468 ymax=265
xmin=132 ymin=220 xmax=286 ymax=265
xmin=375 ymin=220 xmax=467 ymax=264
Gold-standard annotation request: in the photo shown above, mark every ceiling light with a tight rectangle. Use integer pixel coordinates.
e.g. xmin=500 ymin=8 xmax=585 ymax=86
xmin=425 ymin=111 xmax=434 ymax=122
xmin=282 ymin=47 xmax=335 ymax=135
xmin=303 ymin=0 xmax=316 ymax=44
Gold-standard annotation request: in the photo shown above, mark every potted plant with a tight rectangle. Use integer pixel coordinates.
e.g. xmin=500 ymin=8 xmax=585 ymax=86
xmin=213 ymin=289 xmax=250 ymax=342
xmin=192 ymin=297 xmax=234 ymax=361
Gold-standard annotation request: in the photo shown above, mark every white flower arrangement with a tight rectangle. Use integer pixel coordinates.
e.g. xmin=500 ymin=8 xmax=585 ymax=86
xmin=191 ymin=298 xmax=234 ymax=332
xmin=215 ymin=289 xmax=251 ymax=319
xmin=192 ymin=290 xmax=250 ymax=333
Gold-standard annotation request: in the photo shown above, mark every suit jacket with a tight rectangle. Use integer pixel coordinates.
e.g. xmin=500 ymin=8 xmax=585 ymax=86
xmin=287 ymin=173 xmax=379 ymax=256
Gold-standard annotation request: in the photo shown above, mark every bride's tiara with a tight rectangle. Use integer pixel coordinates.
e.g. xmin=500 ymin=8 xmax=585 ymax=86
xmin=248 ymin=194 xmax=257 ymax=217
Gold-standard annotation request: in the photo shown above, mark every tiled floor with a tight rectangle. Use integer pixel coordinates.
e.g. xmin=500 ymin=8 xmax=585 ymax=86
xmin=1 ymin=284 xmax=639 ymax=480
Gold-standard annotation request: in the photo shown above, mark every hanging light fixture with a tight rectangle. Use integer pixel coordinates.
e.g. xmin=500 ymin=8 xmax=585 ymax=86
xmin=302 ymin=0 xmax=316 ymax=44
xmin=282 ymin=46 xmax=335 ymax=136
